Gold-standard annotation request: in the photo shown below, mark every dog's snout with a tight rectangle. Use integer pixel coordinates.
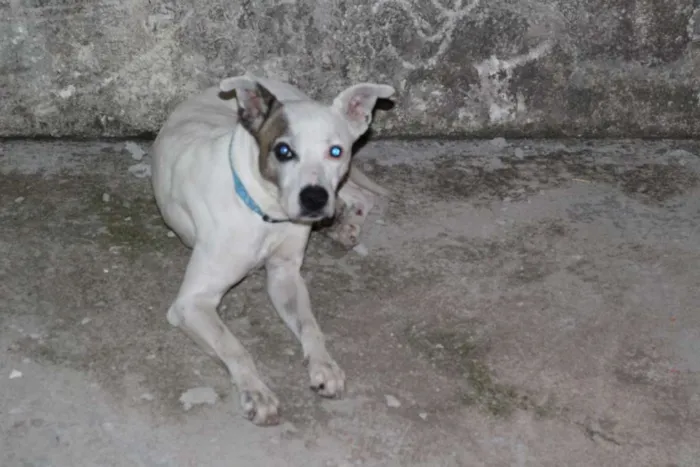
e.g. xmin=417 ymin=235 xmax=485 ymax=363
xmin=299 ymin=185 xmax=329 ymax=213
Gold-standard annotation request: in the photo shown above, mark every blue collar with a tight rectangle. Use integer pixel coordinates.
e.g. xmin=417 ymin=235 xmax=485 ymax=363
xmin=229 ymin=135 xmax=289 ymax=224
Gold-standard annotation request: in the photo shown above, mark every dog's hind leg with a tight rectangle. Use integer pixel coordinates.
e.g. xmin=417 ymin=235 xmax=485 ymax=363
xmin=265 ymin=237 xmax=346 ymax=398
xmin=167 ymin=245 xmax=280 ymax=426
xmin=347 ymin=164 xmax=389 ymax=197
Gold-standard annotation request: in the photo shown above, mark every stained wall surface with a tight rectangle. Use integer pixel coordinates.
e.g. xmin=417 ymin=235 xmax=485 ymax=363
xmin=1 ymin=0 xmax=699 ymax=138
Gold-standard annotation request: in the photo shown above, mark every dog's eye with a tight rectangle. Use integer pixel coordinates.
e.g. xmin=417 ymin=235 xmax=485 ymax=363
xmin=273 ymin=143 xmax=295 ymax=162
xmin=329 ymin=145 xmax=343 ymax=158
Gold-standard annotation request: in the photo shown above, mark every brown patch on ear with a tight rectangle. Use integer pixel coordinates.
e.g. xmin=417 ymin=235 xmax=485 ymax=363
xmin=253 ymin=104 xmax=290 ymax=186
xmin=237 ymin=84 xmax=279 ymax=134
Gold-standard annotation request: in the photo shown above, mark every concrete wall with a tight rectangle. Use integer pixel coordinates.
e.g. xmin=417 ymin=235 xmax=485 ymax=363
xmin=1 ymin=0 xmax=699 ymax=139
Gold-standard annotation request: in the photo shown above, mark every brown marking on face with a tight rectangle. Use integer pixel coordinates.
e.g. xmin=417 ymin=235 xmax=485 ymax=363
xmin=253 ymin=102 xmax=290 ymax=186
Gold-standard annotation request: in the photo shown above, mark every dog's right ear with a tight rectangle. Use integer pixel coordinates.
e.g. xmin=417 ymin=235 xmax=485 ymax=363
xmin=220 ymin=76 xmax=279 ymax=134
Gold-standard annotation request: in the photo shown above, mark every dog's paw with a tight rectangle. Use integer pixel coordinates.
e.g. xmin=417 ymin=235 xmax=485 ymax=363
xmin=325 ymin=222 xmax=361 ymax=248
xmin=307 ymin=357 xmax=346 ymax=398
xmin=239 ymin=385 xmax=280 ymax=426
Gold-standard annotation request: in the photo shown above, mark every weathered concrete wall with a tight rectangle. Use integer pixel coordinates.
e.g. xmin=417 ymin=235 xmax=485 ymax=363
xmin=1 ymin=0 xmax=699 ymax=139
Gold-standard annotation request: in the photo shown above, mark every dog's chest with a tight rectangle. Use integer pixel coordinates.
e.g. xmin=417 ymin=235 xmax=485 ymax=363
xmin=220 ymin=224 xmax=301 ymax=269
xmin=257 ymin=228 xmax=290 ymax=257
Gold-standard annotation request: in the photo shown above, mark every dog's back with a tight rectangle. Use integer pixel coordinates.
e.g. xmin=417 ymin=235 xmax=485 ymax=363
xmin=150 ymin=86 xmax=242 ymax=246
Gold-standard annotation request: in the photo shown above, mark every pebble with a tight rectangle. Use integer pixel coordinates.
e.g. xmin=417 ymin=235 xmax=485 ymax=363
xmin=489 ymin=137 xmax=508 ymax=149
xmin=419 ymin=412 xmax=428 ymax=421
xmin=179 ymin=386 xmax=218 ymax=411
xmin=353 ymin=243 xmax=369 ymax=257
xmin=14 ymin=196 xmax=25 ymax=203
xmin=102 ymin=193 xmax=111 ymax=203
xmin=124 ymin=141 xmax=146 ymax=161
xmin=514 ymin=148 xmax=525 ymax=159
xmin=385 ymin=394 xmax=401 ymax=408
xmin=485 ymin=157 xmax=506 ymax=170
xmin=9 ymin=369 xmax=22 ymax=379
xmin=128 ymin=162 xmax=152 ymax=179
xmin=166 ymin=231 xmax=176 ymax=238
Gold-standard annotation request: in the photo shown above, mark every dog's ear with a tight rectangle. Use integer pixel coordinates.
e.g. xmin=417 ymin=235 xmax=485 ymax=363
xmin=220 ymin=76 xmax=279 ymax=134
xmin=332 ymin=83 xmax=395 ymax=140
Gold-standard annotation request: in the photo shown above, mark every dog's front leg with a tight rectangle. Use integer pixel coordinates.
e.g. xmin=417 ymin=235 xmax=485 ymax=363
xmin=265 ymin=252 xmax=346 ymax=398
xmin=167 ymin=245 xmax=281 ymax=425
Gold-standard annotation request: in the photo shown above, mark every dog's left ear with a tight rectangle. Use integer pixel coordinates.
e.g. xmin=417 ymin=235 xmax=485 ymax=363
xmin=332 ymin=83 xmax=396 ymax=140
xmin=220 ymin=76 xmax=279 ymax=135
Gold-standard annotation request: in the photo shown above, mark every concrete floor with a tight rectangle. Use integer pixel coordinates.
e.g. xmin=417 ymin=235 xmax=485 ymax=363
xmin=1 ymin=138 xmax=699 ymax=467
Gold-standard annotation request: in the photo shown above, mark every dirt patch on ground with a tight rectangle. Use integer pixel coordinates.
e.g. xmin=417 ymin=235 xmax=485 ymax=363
xmin=2 ymin=139 xmax=700 ymax=466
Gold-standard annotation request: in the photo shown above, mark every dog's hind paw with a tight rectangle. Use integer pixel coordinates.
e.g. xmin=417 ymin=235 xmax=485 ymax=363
xmin=239 ymin=385 xmax=280 ymax=426
xmin=308 ymin=357 xmax=346 ymax=398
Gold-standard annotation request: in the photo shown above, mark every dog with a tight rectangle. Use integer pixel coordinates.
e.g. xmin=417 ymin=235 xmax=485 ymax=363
xmin=150 ymin=74 xmax=395 ymax=425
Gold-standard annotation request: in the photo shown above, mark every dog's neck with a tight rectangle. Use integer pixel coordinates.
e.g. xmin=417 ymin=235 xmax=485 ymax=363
xmin=229 ymin=125 xmax=288 ymax=220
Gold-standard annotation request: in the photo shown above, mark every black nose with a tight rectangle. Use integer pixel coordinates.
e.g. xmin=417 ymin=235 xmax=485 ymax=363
xmin=299 ymin=185 xmax=329 ymax=213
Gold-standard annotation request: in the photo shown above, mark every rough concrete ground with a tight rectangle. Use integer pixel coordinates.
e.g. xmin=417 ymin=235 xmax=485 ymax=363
xmin=1 ymin=138 xmax=699 ymax=467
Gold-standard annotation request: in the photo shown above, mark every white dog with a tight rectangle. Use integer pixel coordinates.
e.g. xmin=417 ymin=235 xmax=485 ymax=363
xmin=151 ymin=74 xmax=395 ymax=425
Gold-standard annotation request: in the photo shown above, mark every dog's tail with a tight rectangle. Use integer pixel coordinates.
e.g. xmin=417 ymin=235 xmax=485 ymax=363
xmin=347 ymin=165 xmax=390 ymax=197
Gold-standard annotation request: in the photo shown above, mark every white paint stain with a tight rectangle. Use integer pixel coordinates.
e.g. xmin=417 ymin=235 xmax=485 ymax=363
xmin=473 ymin=41 xmax=552 ymax=124
xmin=58 ymin=85 xmax=76 ymax=99
xmin=34 ymin=103 xmax=58 ymax=116
xmin=372 ymin=0 xmax=481 ymax=70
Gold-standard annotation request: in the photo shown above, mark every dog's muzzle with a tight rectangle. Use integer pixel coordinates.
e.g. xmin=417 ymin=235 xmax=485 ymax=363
xmin=299 ymin=184 xmax=330 ymax=218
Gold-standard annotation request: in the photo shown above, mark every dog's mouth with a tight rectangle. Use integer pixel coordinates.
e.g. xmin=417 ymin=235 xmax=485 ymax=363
xmin=297 ymin=202 xmax=335 ymax=223
xmin=295 ymin=203 xmax=337 ymax=223
xmin=297 ymin=211 xmax=331 ymax=223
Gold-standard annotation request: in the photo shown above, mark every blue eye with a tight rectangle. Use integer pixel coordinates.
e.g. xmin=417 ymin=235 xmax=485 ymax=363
xmin=329 ymin=145 xmax=343 ymax=158
xmin=274 ymin=142 xmax=294 ymax=161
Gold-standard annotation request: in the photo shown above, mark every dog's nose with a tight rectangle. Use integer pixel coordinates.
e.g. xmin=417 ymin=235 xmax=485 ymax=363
xmin=299 ymin=185 xmax=329 ymax=213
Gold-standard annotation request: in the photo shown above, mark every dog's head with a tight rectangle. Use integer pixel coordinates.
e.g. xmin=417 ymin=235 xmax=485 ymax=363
xmin=220 ymin=76 xmax=395 ymax=223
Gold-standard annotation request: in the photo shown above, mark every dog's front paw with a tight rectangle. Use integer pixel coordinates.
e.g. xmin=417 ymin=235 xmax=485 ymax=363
xmin=239 ymin=384 xmax=280 ymax=426
xmin=307 ymin=357 xmax=346 ymax=398
xmin=325 ymin=222 xmax=361 ymax=248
